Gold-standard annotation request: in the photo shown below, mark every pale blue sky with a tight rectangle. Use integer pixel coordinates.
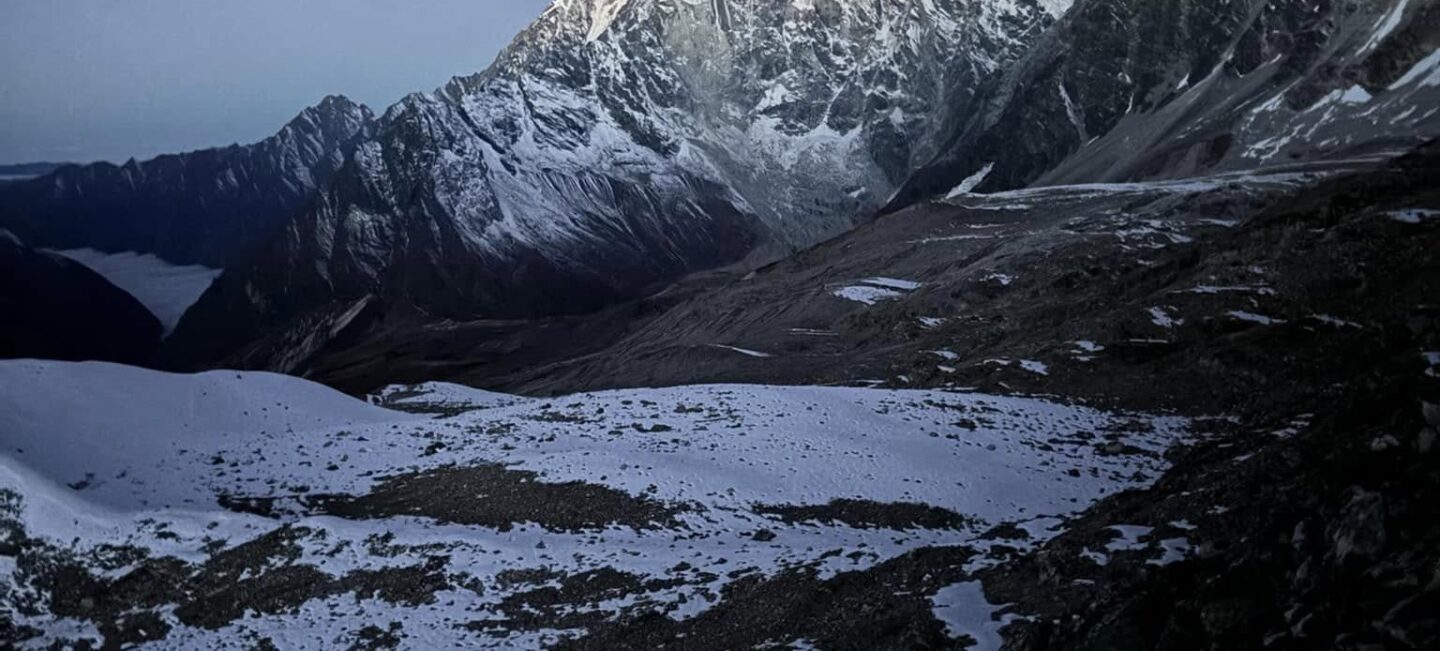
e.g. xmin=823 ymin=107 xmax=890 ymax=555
xmin=0 ymin=0 xmax=551 ymax=164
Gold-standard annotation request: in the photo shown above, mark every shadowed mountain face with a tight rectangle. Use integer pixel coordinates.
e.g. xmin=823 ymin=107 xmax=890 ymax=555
xmin=0 ymin=230 xmax=162 ymax=364
xmin=0 ymin=96 xmax=374 ymax=268
xmin=893 ymin=0 xmax=1440 ymax=204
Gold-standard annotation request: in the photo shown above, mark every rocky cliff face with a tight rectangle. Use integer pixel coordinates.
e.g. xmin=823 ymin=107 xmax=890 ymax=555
xmin=894 ymin=0 xmax=1440 ymax=203
xmin=168 ymin=0 xmax=1064 ymax=370
xmin=0 ymin=96 xmax=374 ymax=267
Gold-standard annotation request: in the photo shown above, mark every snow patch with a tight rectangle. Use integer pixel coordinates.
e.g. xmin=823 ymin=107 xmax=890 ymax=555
xmin=708 ymin=344 xmax=774 ymax=358
xmin=832 ymin=277 xmax=922 ymax=305
xmin=931 ymin=581 xmax=1014 ymax=651
xmin=862 ymin=277 xmax=923 ymax=291
xmin=945 ymin=162 xmax=996 ymax=199
xmin=585 ymin=0 xmax=632 ymax=42
xmin=1389 ymin=49 xmax=1440 ymax=90
xmin=1148 ymin=306 xmax=1184 ymax=328
xmin=1228 ymin=311 xmax=1286 ymax=326
xmin=1386 ymin=208 xmax=1440 ymax=224
xmin=833 ymin=285 xmax=905 ymax=305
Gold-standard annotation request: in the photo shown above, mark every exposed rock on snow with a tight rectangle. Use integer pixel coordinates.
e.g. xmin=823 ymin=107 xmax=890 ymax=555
xmin=0 ymin=358 xmax=1190 ymax=647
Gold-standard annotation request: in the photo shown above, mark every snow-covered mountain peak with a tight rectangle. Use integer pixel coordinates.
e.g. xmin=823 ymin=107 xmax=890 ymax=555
xmin=164 ymin=0 xmax=1068 ymax=368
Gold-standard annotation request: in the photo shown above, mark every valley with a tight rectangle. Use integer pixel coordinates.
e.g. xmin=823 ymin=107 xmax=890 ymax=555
xmin=2 ymin=0 xmax=1439 ymax=649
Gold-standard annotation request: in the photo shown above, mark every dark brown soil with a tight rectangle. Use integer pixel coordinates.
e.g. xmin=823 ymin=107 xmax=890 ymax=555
xmin=229 ymin=463 xmax=687 ymax=532
xmin=756 ymin=499 xmax=977 ymax=531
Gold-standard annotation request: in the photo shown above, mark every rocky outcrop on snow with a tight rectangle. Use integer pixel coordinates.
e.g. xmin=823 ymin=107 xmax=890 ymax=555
xmin=284 ymin=137 xmax=1440 ymax=650
xmin=0 ymin=95 xmax=374 ymax=267
xmin=5 ymin=140 xmax=1437 ymax=651
xmin=0 ymin=359 xmax=1192 ymax=648
xmin=894 ymin=0 xmax=1440 ymax=204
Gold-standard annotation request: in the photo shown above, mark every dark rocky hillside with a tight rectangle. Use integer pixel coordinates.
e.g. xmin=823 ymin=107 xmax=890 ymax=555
xmin=0 ymin=96 xmax=373 ymax=268
xmin=303 ymin=129 xmax=1440 ymax=651
xmin=894 ymin=0 xmax=1440 ymax=204
xmin=0 ymin=230 xmax=162 ymax=364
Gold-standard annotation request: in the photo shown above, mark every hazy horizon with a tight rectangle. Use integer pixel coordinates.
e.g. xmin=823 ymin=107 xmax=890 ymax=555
xmin=0 ymin=0 xmax=550 ymax=165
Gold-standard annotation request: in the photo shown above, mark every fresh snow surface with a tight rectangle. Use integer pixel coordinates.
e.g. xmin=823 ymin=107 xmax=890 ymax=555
xmin=1150 ymin=538 xmax=1194 ymax=566
xmin=50 ymin=248 xmax=223 ymax=336
xmin=1149 ymin=306 xmax=1184 ymax=328
xmin=1229 ymin=311 xmax=1286 ymax=326
xmin=861 ymin=277 xmax=923 ymax=291
xmin=833 ymin=284 xmax=905 ymax=304
xmin=1019 ymin=360 xmax=1050 ymax=376
xmin=0 ymin=360 xmax=412 ymax=510
xmin=1389 ymin=49 xmax=1440 ymax=90
xmin=1105 ymin=525 xmax=1154 ymax=552
xmin=1 ymin=360 xmax=1192 ymax=647
xmin=1035 ymin=0 xmax=1075 ymax=19
xmin=584 ymin=0 xmax=632 ymax=42
xmin=944 ymin=162 xmax=995 ymax=198
xmin=707 ymin=344 xmax=775 ymax=358
xmin=1386 ymin=208 xmax=1440 ymax=224
xmin=930 ymin=581 xmax=1013 ymax=651
xmin=832 ymin=277 xmax=922 ymax=305
xmin=1361 ymin=0 xmax=1410 ymax=54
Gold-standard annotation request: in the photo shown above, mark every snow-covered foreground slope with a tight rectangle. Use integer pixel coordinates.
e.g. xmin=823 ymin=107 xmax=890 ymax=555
xmin=0 ymin=360 xmax=1191 ymax=648
xmin=49 ymin=249 xmax=222 ymax=336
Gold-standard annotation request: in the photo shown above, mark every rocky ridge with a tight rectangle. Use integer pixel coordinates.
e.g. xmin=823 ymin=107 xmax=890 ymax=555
xmin=0 ymin=96 xmax=374 ymax=268
xmin=164 ymin=0 xmax=1064 ymax=371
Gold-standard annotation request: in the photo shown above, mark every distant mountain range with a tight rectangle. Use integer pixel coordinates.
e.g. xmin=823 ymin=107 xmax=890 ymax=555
xmin=0 ymin=96 xmax=373 ymax=268
xmin=0 ymin=162 xmax=68 ymax=180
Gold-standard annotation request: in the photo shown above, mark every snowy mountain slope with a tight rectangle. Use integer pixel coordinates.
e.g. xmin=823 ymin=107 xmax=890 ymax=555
xmin=894 ymin=0 xmax=1440 ymax=203
xmin=0 ymin=359 xmax=1190 ymax=648
xmin=474 ymin=161 xmax=1375 ymax=398
xmin=0 ymin=360 xmax=409 ymax=510
xmin=49 ymin=249 xmax=222 ymax=336
xmin=0 ymin=96 xmax=374 ymax=268
xmin=166 ymin=0 xmax=1065 ymax=370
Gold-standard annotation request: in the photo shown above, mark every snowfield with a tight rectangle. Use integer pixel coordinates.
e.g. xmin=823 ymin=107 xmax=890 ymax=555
xmin=0 ymin=360 xmax=1191 ymax=648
